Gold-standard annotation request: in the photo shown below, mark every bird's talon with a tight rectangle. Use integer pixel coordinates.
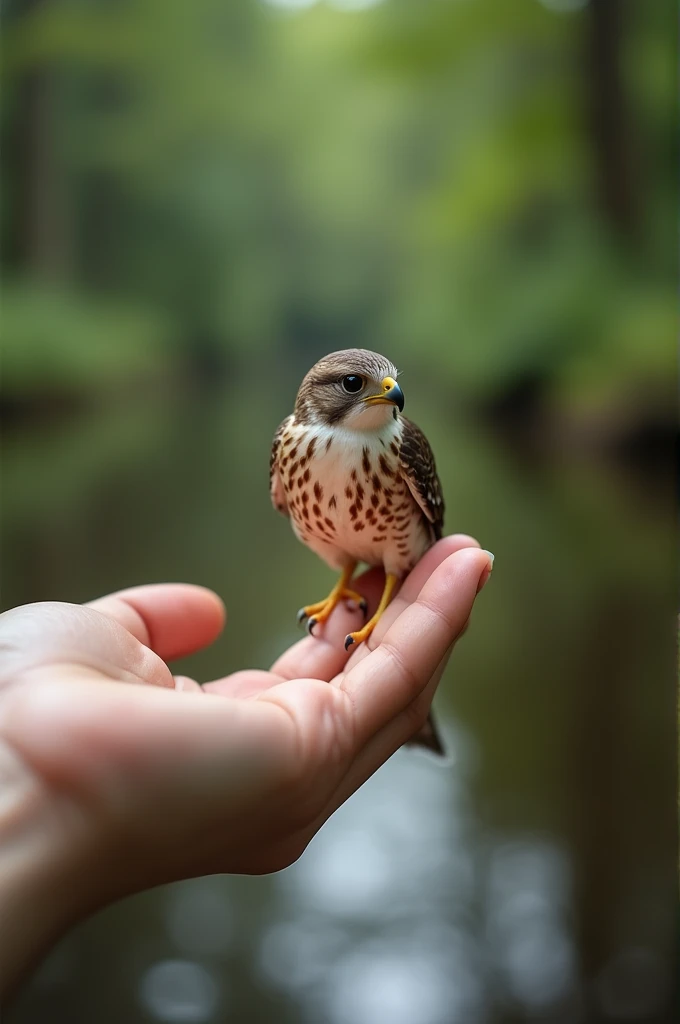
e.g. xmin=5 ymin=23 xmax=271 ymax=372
xmin=342 ymin=576 xmax=398 ymax=650
xmin=298 ymin=577 xmax=367 ymax=637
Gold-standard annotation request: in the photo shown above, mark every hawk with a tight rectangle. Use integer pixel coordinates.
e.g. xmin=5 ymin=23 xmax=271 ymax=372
xmin=270 ymin=348 xmax=446 ymax=755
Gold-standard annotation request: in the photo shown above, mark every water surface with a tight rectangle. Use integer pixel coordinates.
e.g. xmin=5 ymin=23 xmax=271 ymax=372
xmin=3 ymin=384 xmax=674 ymax=1023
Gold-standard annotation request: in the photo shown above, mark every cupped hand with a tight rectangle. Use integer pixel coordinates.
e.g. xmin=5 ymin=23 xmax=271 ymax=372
xmin=0 ymin=536 xmax=491 ymax=992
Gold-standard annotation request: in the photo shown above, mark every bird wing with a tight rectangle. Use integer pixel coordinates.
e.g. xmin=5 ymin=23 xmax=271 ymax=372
xmin=270 ymin=415 xmax=292 ymax=517
xmin=398 ymin=416 xmax=445 ymax=543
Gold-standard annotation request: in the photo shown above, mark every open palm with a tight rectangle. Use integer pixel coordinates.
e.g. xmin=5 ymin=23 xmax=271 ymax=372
xmin=0 ymin=537 xmax=490 ymax=900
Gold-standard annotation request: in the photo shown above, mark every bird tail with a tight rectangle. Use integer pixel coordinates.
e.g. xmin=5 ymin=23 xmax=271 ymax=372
xmin=405 ymin=711 xmax=446 ymax=757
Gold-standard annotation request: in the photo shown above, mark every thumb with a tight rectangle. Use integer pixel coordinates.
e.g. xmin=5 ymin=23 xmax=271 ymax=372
xmin=86 ymin=584 xmax=225 ymax=663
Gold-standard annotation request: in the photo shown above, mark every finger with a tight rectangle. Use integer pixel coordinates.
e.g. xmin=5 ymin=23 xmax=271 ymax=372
xmin=0 ymin=601 xmax=175 ymax=690
xmin=340 ymin=645 xmax=453 ymax=787
xmin=294 ymin=646 xmax=454 ymax=845
xmin=174 ymin=675 xmax=203 ymax=693
xmin=341 ymin=547 xmax=491 ymax=748
xmin=272 ymin=535 xmax=480 ymax=683
xmin=339 ymin=534 xmax=482 ymax=672
xmin=87 ymin=584 xmax=225 ymax=662
xmin=270 ymin=568 xmax=386 ymax=682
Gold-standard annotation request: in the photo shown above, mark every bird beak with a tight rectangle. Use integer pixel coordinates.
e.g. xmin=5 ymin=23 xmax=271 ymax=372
xmin=363 ymin=376 xmax=405 ymax=413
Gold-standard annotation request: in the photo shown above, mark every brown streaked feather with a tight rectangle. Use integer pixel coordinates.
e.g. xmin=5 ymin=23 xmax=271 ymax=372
xmin=398 ymin=416 xmax=444 ymax=543
xmin=270 ymin=415 xmax=293 ymax=517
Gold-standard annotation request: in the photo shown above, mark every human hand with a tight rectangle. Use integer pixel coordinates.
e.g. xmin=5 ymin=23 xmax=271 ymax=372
xmin=0 ymin=536 xmax=492 ymax=994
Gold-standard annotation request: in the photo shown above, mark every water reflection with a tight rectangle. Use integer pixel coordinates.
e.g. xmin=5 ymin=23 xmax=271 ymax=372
xmin=259 ymin=752 xmax=581 ymax=1022
xmin=488 ymin=839 xmax=576 ymax=1010
xmin=320 ymin=943 xmax=480 ymax=1024
xmin=3 ymin=391 xmax=674 ymax=1024
xmin=595 ymin=947 xmax=671 ymax=1021
xmin=166 ymin=880 xmax=235 ymax=959
xmin=139 ymin=960 xmax=221 ymax=1023
xmin=288 ymin=753 xmax=471 ymax=910
xmin=259 ymin=920 xmax=348 ymax=990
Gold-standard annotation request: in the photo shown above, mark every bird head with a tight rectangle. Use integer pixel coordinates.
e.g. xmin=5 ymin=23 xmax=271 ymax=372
xmin=294 ymin=348 xmax=404 ymax=431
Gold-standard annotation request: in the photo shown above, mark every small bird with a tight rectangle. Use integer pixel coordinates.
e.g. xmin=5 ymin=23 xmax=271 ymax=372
xmin=270 ymin=348 xmax=446 ymax=755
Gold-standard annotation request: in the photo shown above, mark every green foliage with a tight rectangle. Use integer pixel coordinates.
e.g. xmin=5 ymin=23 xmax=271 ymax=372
xmin=2 ymin=283 xmax=173 ymax=395
xmin=1 ymin=0 xmax=674 ymax=421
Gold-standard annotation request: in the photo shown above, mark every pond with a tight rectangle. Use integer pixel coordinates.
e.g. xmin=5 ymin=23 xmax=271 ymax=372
xmin=3 ymin=378 xmax=675 ymax=1024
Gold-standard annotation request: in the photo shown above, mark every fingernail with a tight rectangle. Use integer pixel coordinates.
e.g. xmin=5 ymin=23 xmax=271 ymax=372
xmin=477 ymin=551 xmax=495 ymax=592
xmin=174 ymin=675 xmax=199 ymax=692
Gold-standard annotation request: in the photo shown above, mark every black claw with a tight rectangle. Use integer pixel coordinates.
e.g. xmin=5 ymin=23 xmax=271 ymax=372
xmin=307 ymin=617 xmax=318 ymax=636
xmin=358 ymin=598 xmax=368 ymax=619
xmin=344 ymin=634 xmax=356 ymax=651
xmin=296 ymin=608 xmax=308 ymax=625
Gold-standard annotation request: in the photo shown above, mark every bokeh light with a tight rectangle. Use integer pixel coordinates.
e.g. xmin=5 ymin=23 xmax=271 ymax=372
xmin=139 ymin=960 xmax=221 ymax=1023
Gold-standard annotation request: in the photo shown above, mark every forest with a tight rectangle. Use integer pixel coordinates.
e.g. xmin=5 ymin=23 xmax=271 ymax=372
xmin=2 ymin=0 xmax=674 ymax=459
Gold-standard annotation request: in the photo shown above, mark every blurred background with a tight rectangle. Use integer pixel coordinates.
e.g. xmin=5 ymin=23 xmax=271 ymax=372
xmin=1 ymin=0 xmax=676 ymax=1021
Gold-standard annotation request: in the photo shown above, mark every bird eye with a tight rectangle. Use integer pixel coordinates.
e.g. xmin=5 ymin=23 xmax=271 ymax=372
xmin=341 ymin=375 xmax=364 ymax=394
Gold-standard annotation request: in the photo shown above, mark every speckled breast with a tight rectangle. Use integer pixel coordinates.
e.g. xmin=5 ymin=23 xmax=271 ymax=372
xmin=279 ymin=423 xmax=430 ymax=575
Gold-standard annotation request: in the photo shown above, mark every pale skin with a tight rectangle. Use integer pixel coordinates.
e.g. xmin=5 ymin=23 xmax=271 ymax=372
xmin=0 ymin=537 xmax=492 ymax=999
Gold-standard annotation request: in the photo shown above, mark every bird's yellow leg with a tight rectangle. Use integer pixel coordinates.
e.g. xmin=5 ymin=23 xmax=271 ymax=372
xmin=297 ymin=563 xmax=367 ymax=635
xmin=344 ymin=573 xmax=399 ymax=651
